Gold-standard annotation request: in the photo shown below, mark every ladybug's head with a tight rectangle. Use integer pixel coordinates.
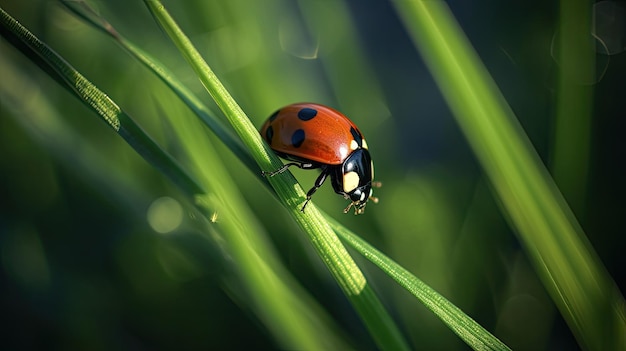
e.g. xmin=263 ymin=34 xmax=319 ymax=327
xmin=344 ymin=184 xmax=377 ymax=215
xmin=332 ymin=149 xmax=380 ymax=215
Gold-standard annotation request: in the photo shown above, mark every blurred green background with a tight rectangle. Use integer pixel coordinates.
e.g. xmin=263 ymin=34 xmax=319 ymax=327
xmin=1 ymin=0 xmax=624 ymax=349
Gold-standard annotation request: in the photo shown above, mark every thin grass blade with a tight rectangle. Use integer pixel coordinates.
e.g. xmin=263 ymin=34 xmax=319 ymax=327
xmin=60 ymin=0 xmax=257 ymax=174
xmin=0 ymin=5 xmax=202 ymax=196
xmin=330 ymin=217 xmax=511 ymax=351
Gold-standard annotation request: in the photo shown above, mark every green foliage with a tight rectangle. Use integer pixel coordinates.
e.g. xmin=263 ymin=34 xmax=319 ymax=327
xmin=1 ymin=1 xmax=624 ymax=350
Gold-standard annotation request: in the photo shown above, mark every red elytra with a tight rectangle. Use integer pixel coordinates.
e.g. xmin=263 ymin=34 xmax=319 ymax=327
xmin=261 ymin=103 xmax=365 ymax=165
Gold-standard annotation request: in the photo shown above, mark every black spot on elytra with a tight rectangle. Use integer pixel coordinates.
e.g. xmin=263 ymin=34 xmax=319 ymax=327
xmin=291 ymin=129 xmax=305 ymax=148
xmin=265 ymin=126 xmax=274 ymax=143
xmin=350 ymin=127 xmax=363 ymax=147
xmin=298 ymin=108 xmax=317 ymax=121
xmin=269 ymin=110 xmax=280 ymax=122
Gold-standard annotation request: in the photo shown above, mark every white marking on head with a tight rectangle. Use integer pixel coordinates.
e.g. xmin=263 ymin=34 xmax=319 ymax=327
xmin=350 ymin=139 xmax=359 ymax=150
xmin=343 ymin=171 xmax=360 ymax=193
xmin=371 ymin=161 xmax=374 ymax=179
xmin=362 ymin=138 xmax=368 ymax=149
xmin=360 ymin=192 xmax=366 ymax=201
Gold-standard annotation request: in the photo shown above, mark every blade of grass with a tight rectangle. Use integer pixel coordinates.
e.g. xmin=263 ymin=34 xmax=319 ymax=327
xmin=391 ymin=1 xmax=626 ymax=350
xmin=142 ymin=1 xmax=410 ymax=349
xmin=0 ymin=7 xmax=352 ymax=349
xmin=330 ymin=217 xmax=511 ymax=351
xmin=0 ymin=5 xmax=202 ymax=197
xmin=60 ymin=0 xmax=257 ymax=175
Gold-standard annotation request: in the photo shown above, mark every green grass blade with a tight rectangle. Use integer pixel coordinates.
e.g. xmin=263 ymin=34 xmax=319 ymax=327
xmin=0 ymin=5 xmax=201 ymax=196
xmin=142 ymin=1 xmax=410 ymax=349
xmin=330 ymin=217 xmax=511 ymax=351
xmin=391 ymin=1 xmax=626 ymax=350
xmin=59 ymin=0 xmax=257 ymax=174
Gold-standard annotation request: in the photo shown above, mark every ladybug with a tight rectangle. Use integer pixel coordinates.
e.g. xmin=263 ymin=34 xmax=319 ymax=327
xmin=260 ymin=103 xmax=380 ymax=215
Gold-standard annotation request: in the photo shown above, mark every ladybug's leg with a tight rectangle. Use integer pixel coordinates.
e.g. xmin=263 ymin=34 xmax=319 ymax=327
xmin=262 ymin=162 xmax=315 ymax=177
xmin=301 ymin=167 xmax=330 ymax=212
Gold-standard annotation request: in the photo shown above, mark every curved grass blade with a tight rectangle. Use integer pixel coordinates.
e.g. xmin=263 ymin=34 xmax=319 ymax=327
xmin=0 ymin=6 xmax=202 ymax=197
xmin=60 ymin=0 xmax=257 ymax=174
xmin=391 ymin=1 xmax=626 ymax=350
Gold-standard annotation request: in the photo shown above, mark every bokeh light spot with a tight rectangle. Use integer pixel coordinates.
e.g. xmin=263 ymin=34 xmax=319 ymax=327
xmin=147 ymin=197 xmax=183 ymax=234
